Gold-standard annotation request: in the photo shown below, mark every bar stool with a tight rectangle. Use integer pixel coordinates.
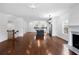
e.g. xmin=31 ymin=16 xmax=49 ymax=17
xmin=7 ymin=30 xmax=19 ymax=54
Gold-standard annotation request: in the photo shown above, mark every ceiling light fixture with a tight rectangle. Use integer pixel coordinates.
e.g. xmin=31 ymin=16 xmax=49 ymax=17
xmin=29 ymin=4 xmax=36 ymax=9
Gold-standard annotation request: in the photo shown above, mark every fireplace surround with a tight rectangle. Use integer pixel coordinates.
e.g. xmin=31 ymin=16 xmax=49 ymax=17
xmin=68 ymin=26 xmax=79 ymax=55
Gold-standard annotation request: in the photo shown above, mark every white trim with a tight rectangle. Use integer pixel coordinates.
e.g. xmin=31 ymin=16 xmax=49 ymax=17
xmin=68 ymin=45 xmax=79 ymax=55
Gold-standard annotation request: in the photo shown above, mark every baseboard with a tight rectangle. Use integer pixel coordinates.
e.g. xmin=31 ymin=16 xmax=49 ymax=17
xmin=55 ymin=36 xmax=68 ymax=43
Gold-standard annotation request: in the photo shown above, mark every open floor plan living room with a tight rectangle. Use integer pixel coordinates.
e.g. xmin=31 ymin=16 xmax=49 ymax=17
xmin=0 ymin=3 xmax=79 ymax=55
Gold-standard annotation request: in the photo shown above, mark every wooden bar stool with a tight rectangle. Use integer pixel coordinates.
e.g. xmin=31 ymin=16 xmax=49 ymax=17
xmin=7 ymin=30 xmax=18 ymax=54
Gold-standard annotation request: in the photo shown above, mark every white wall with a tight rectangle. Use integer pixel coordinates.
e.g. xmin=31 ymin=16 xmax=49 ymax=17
xmin=52 ymin=18 xmax=57 ymax=36
xmin=52 ymin=12 xmax=69 ymax=41
xmin=0 ymin=13 xmax=8 ymax=42
xmin=69 ymin=4 xmax=79 ymax=25
xmin=0 ymin=13 xmax=27 ymax=42
xmin=11 ymin=17 xmax=27 ymax=37
xmin=24 ymin=16 xmax=48 ymax=32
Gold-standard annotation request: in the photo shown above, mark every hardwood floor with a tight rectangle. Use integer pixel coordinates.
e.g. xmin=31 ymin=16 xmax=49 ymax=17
xmin=0 ymin=32 xmax=77 ymax=55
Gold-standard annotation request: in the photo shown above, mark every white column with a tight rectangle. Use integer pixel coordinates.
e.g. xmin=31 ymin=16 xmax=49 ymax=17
xmin=68 ymin=31 xmax=72 ymax=46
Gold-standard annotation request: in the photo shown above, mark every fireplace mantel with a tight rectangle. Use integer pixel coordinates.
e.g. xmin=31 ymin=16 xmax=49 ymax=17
xmin=69 ymin=25 xmax=79 ymax=27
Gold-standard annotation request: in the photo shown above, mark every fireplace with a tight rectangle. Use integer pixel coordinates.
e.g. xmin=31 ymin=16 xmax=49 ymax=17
xmin=68 ymin=26 xmax=79 ymax=54
xmin=73 ymin=34 xmax=79 ymax=49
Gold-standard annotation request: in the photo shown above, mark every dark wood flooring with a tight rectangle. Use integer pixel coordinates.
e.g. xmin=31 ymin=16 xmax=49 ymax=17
xmin=0 ymin=32 xmax=77 ymax=55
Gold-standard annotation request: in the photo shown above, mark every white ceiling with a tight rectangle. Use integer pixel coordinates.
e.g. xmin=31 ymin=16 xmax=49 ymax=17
xmin=0 ymin=3 xmax=75 ymax=20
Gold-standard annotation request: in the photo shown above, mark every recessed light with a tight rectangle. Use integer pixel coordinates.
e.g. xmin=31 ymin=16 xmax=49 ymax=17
xmin=29 ymin=4 xmax=36 ymax=9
